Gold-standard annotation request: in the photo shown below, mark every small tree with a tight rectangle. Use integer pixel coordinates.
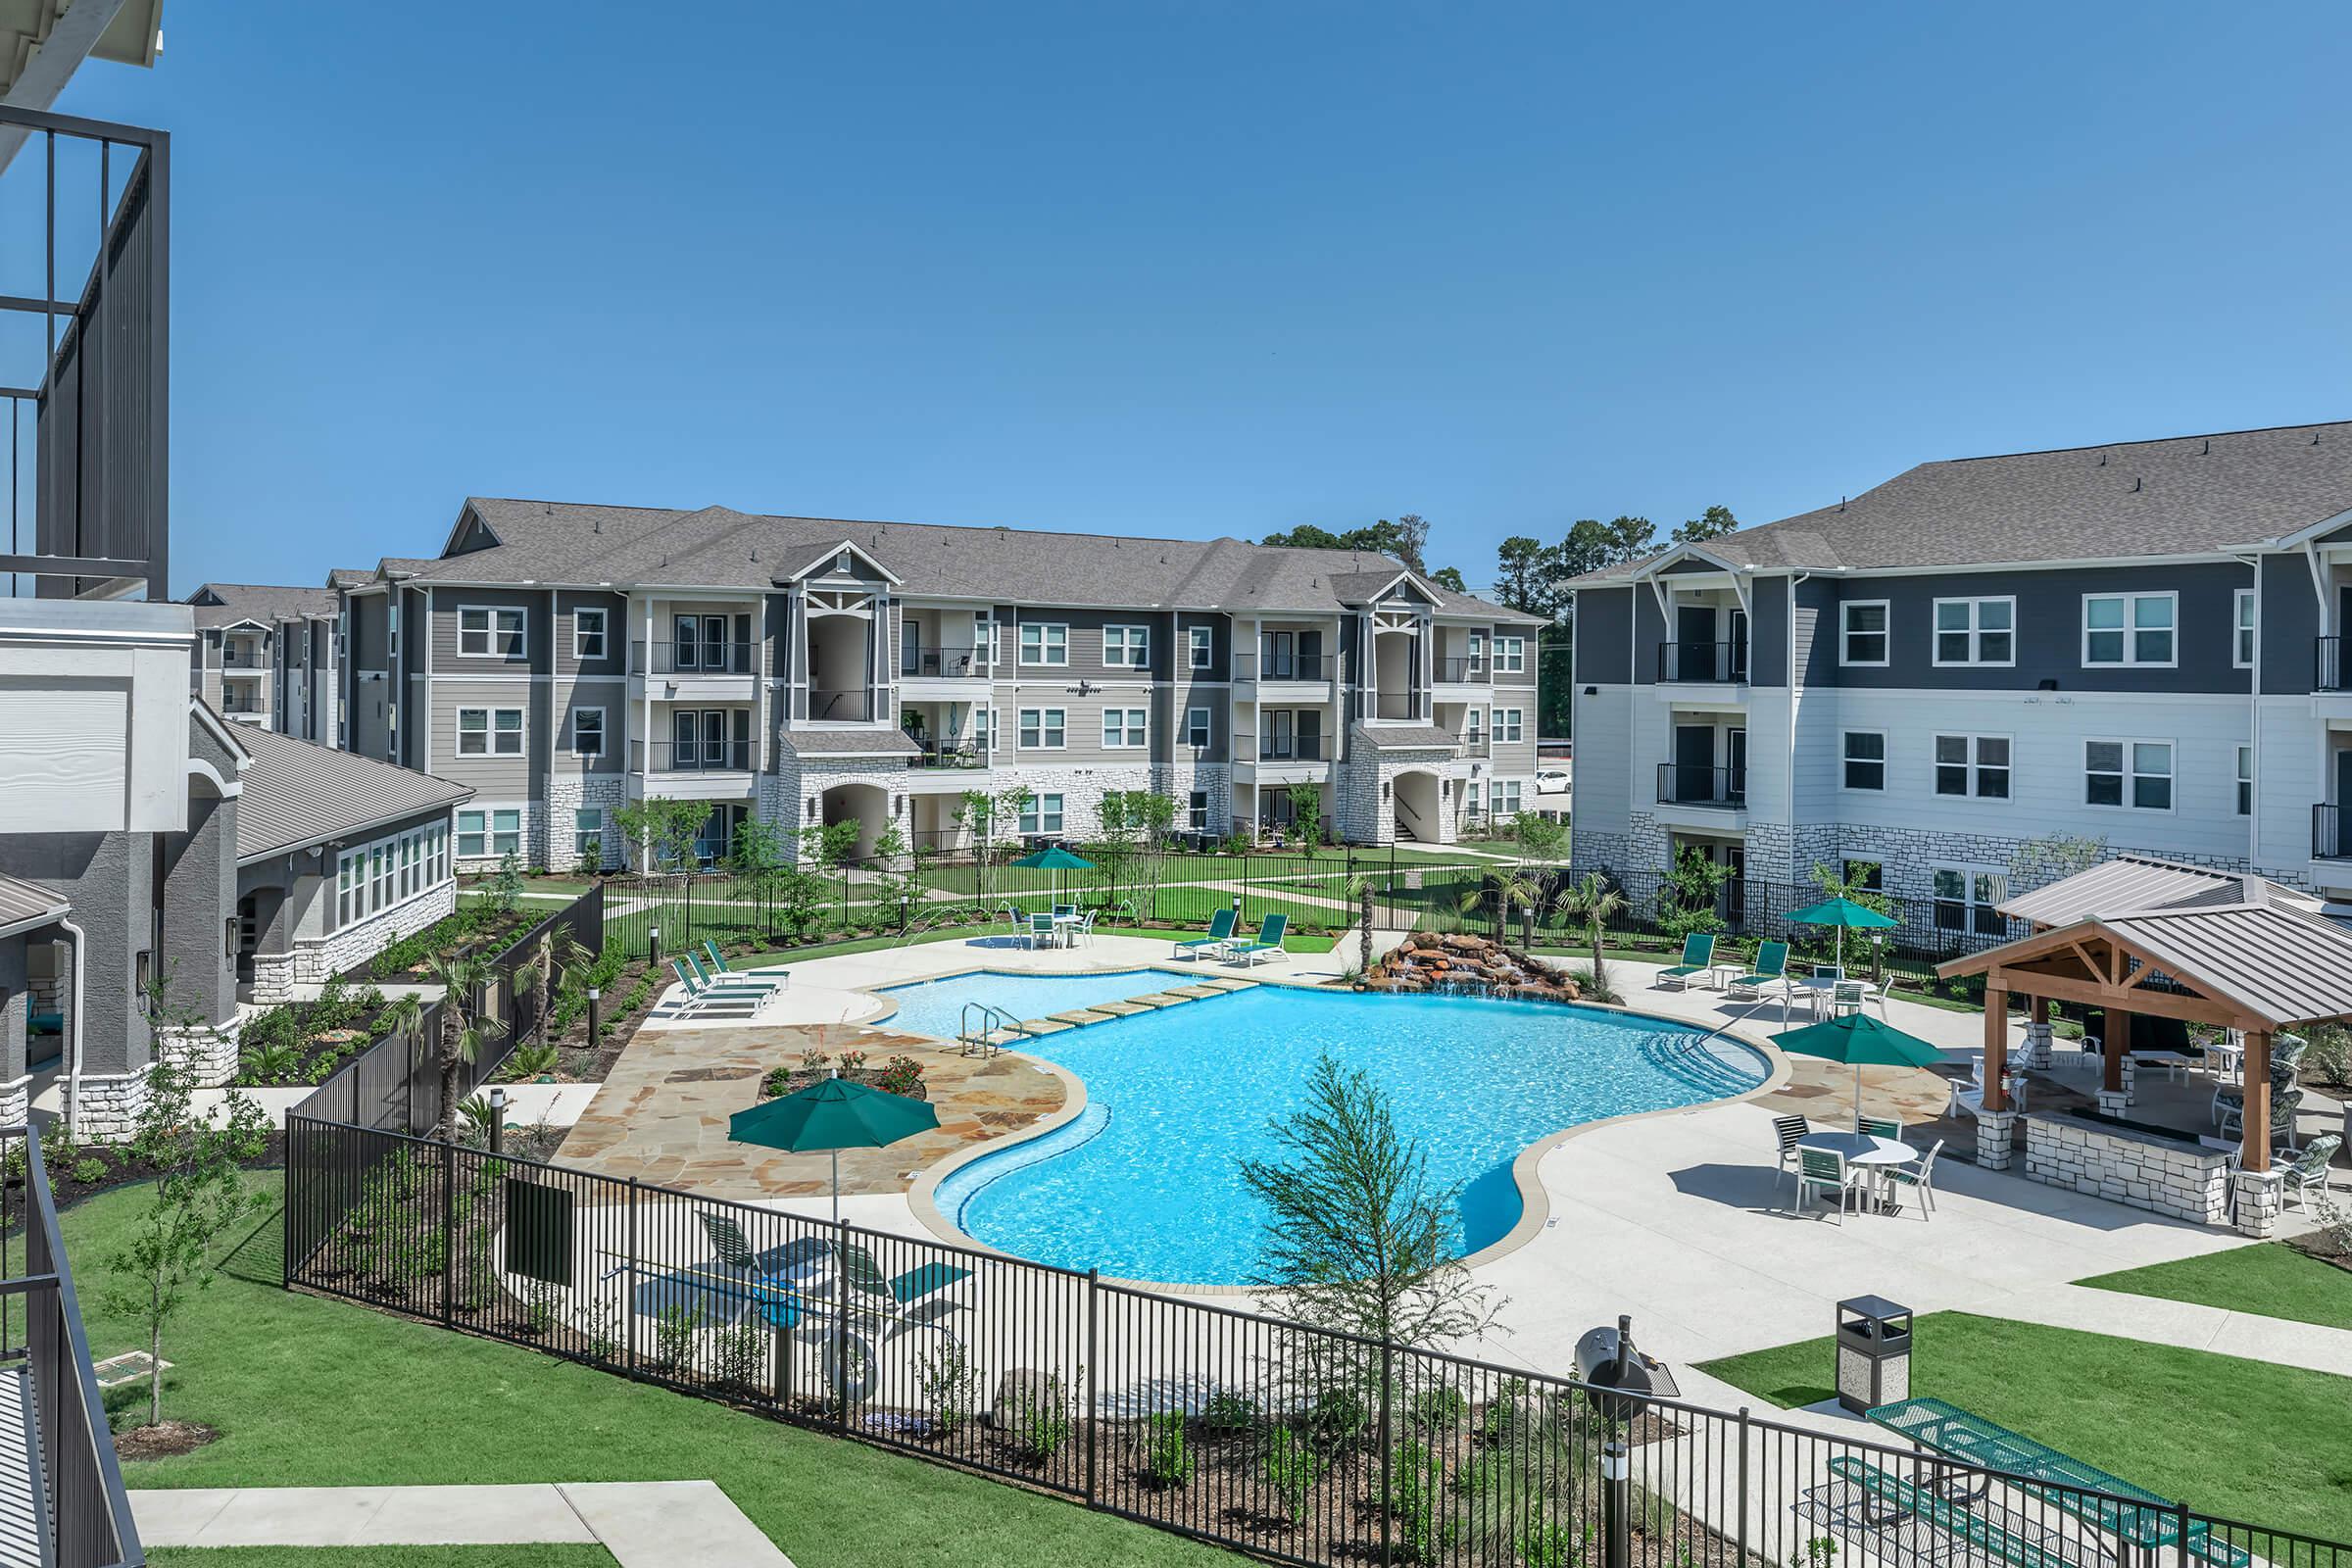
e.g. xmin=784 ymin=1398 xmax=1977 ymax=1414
xmin=490 ymin=850 xmax=525 ymax=914
xmin=1348 ymin=869 xmax=1377 ymax=976
xmin=614 ymin=796 xmax=712 ymax=873
xmin=1512 ymin=811 xmax=1567 ymax=862
xmin=1241 ymin=1053 xmax=1498 ymax=1349
xmin=1556 ymin=871 xmax=1626 ymax=1000
xmin=2008 ymin=832 xmax=2106 ymax=890
xmin=1658 ymin=848 xmax=1733 ymax=948
xmin=1285 ymin=783 xmax=1324 ymax=852
xmin=104 ymin=1047 xmax=269 ymax=1430
xmin=1091 ymin=791 xmax=1152 ymax=913
xmin=429 ymin=952 xmax=496 ymax=1140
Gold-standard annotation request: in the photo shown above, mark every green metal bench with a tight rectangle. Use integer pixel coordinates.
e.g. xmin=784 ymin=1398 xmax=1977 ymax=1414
xmin=1826 ymin=1455 xmax=2073 ymax=1568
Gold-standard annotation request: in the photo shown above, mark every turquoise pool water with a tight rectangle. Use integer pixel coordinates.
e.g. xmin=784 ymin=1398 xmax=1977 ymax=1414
xmin=878 ymin=969 xmax=1181 ymax=1042
xmin=932 ymin=986 xmax=1767 ymax=1285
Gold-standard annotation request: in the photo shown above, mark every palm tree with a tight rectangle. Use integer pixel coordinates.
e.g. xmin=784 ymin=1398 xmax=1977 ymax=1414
xmin=1346 ymin=870 xmax=1377 ymax=976
xmin=426 ymin=953 xmax=495 ymax=1142
xmin=1491 ymin=868 xmax=1545 ymax=952
xmin=378 ymin=991 xmax=426 ymax=1046
xmin=1557 ymin=872 xmax=1626 ymax=998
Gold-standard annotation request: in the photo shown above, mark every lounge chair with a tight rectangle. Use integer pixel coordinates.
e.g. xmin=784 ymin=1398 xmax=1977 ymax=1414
xmin=2282 ymin=1133 xmax=2342 ymax=1212
xmin=1794 ymin=1146 xmax=1865 ymax=1224
xmin=700 ymin=1212 xmax=829 ymax=1284
xmin=1726 ymin=940 xmax=1789 ymax=1001
xmin=1888 ymin=1139 xmax=1943 ymax=1217
xmin=1173 ymin=908 xmax=1238 ymax=961
xmin=1656 ymin=933 xmax=1715 ymax=990
xmin=666 ymin=959 xmax=770 ymax=1012
xmin=703 ymin=939 xmax=790 ymax=986
xmin=1226 ymin=912 xmax=1290 ymax=968
xmin=837 ymin=1243 xmax=972 ymax=1342
xmin=684 ymin=950 xmax=779 ymax=996
xmin=1772 ymin=1114 xmax=1809 ymax=1193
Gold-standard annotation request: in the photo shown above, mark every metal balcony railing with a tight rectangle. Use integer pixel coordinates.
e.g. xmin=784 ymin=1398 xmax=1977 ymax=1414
xmin=0 ymin=109 xmax=169 ymax=600
xmin=1655 ymin=640 xmax=1749 ymax=683
xmin=631 ymin=640 xmax=753 ymax=675
xmin=906 ymin=738 xmax=990 ymax=769
xmin=1373 ymin=691 xmax=1427 ymax=720
xmin=1256 ymin=736 xmax=1327 ymax=762
xmin=2318 ymin=635 xmax=2345 ymax=693
xmin=805 ymin=689 xmax=875 ymax=722
xmin=5 ymin=1125 xmax=143 ymax=1567
xmin=2318 ymin=804 xmax=2350 ymax=859
xmin=632 ymin=739 xmax=753 ymax=772
xmin=1656 ymin=761 xmax=1746 ymax=808
xmin=1237 ymin=652 xmax=1339 ymax=680
xmin=900 ymin=645 xmax=983 ymax=677
xmin=1435 ymin=656 xmax=1490 ymax=683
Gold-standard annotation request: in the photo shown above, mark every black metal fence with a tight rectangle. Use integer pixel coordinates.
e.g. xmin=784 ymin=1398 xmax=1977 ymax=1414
xmin=278 ymin=1116 xmax=2347 ymax=1568
xmin=4 ymin=1126 xmax=144 ymax=1566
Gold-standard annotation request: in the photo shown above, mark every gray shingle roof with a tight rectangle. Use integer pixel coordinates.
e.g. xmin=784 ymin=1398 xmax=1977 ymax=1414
xmin=1575 ymin=419 xmax=2352 ymax=582
xmin=326 ymin=567 xmax=374 ymax=590
xmin=779 ymin=729 xmax=921 ymax=758
xmin=187 ymin=582 xmax=341 ymax=629
xmin=386 ymin=500 xmax=1540 ymax=623
xmin=1351 ymin=724 xmax=1459 ymax=751
xmin=0 ymin=871 xmax=70 ymax=939
xmin=230 ymin=725 xmax=473 ymax=863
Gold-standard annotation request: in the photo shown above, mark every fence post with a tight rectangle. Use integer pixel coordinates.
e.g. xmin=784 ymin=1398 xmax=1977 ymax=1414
xmin=438 ymin=1140 xmax=455 ymax=1326
xmin=1084 ymin=1269 xmax=1100 ymax=1508
xmin=834 ymin=1215 xmax=852 ymax=1436
xmin=1378 ymin=1337 xmax=1395 ymax=1568
xmin=2173 ymin=1500 xmax=2192 ymax=1568
xmin=624 ymin=1177 xmax=641 ymax=1378
xmin=1736 ymin=1405 xmax=1750 ymax=1568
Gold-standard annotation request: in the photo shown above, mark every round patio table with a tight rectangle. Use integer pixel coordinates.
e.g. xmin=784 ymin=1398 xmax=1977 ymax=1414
xmin=1795 ymin=1131 xmax=1918 ymax=1214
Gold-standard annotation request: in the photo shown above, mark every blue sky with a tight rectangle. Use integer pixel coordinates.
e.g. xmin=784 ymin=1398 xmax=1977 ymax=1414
xmin=53 ymin=3 xmax=2352 ymax=597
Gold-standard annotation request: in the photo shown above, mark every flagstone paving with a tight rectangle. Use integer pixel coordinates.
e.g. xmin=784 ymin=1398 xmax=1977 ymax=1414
xmin=553 ymin=1020 xmax=1064 ymax=1202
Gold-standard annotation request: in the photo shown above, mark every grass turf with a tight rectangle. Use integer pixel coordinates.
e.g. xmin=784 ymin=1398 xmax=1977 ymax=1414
xmin=74 ymin=1176 xmax=1237 ymax=1568
xmin=151 ymin=1548 xmax=618 ymax=1566
xmin=1697 ymin=1310 xmax=2352 ymax=1541
xmin=2077 ymin=1242 xmax=2352 ymax=1332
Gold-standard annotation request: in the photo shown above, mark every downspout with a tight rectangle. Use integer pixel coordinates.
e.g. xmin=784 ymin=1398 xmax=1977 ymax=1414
xmin=1787 ymin=573 xmax=1808 ymax=883
xmin=59 ymin=917 xmax=86 ymax=1141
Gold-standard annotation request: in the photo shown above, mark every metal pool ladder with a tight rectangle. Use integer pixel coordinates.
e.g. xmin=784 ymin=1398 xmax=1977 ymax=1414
xmin=958 ymin=1002 xmax=1029 ymax=1058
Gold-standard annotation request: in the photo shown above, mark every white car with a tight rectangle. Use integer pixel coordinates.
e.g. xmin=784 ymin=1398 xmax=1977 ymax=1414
xmin=1534 ymin=767 xmax=1571 ymax=796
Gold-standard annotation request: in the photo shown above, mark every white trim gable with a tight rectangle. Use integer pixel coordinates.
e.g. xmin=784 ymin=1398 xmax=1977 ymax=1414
xmin=785 ymin=538 xmax=904 ymax=587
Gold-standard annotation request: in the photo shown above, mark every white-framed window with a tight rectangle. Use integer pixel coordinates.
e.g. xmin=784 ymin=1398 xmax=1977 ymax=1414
xmin=575 ymin=807 xmax=604 ymax=858
xmin=459 ymin=606 xmax=525 ymax=658
xmin=970 ymin=708 xmax=995 ymax=751
xmin=492 ymin=808 xmax=521 ymax=855
xmin=1840 ymin=601 xmax=1890 ymax=666
xmin=1464 ymin=708 xmax=1485 ymax=747
xmin=1017 ymin=708 xmax=1064 ymax=749
xmin=1019 ymin=792 xmax=1063 ymax=835
xmin=1934 ymin=733 xmax=2011 ymax=799
xmin=1933 ymin=597 xmax=2015 ymax=666
xmin=1495 ymin=708 xmax=1524 ymax=743
xmin=457 ymin=809 xmax=486 ymax=858
xmin=2082 ymin=592 xmax=2177 ymax=667
xmin=1495 ymin=635 xmax=1525 ymax=673
xmin=2234 ymin=588 xmax=2256 ymax=669
xmin=1187 ymin=789 xmax=1208 ymax=831
xmin=2085 ymin=738 xmax=2174 ymax=809
xmin=1102 ymin=708 xmax=1148 ymax=748
xmin=387 ymin=603 xmax=400 ymax=661
xmin=570 ymin=707 xmax=605 ymax=759
xmin=457 ymin=707 xmax=525 ymax=757
xmin=2236 ymin=745 xmax=2253 ymax=816
xmin=1019 ymin=622 xmax=1068 ymax=666
xmin=1103 ymin=624 xmax=1150 ymax=668
xmin=1841 ymin=730 xmax=1886 ymax=791
xmin=1496 ymin=779 xmax=1523 ymax=813
xmin=1932 ymin=864 xmax=2009 ymax=937
xmin=1186 ymin=706 xmax=1211 ymax=747
xmin=337 ymin=823 xmax=455 ymax=928
xmin=1467 ymin=632 xmax=1487 ymax=673
xmin=574 ymin=607 xmax=608 ymax=661
xmin=1464 ymin=779 xmax=1483 ymax=815
xmin=1189 ymin=624 xmax=1213 ymax=669
xmin=984 ymin=620 xmax=1003 ymax=665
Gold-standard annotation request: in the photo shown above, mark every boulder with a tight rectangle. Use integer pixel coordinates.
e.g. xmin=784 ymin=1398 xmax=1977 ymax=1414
xmin=993 ymin=1369 xmax=1058 ymax=1430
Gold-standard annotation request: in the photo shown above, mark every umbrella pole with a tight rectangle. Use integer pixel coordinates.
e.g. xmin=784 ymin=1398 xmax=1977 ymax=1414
xmin=1854 ymin=1062 xmax=1864 ymax=1133
xmin=831 ymin=1148 xmax=841 ymax=1226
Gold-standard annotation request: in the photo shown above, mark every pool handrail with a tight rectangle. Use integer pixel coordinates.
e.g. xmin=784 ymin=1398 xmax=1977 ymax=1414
xmin=957 ymin=1000 xmax=1029 ymax=1057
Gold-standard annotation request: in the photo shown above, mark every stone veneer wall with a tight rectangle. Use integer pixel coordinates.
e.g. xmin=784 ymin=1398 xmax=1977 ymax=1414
xmin=763 ymin=758 xmax=1233 ymax=855
xmin=545 ymin=774 xmax=627 ymax=872
xmin=1337 ymin=742 xmax=1457 ymax=844
xmin=2023 ymin=1113 xmax=2230 ymax=1227
xmin=250 ymin=883 xmax=458 ymax=1004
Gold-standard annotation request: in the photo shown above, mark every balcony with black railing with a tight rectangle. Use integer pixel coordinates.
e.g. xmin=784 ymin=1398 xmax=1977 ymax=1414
xmin=803 ymin=689 xmax=877 ymax=722
xmin=2318 ymin=635 xmax=2345 ymax=693
xmin=906 ymin=738 xmax=990 ymax=770
xmin=1656 ymin=761 xmax=1746 ymax=808
xmin=1373 ymin=691 xmax=1428 ymax=720
xmin=1655 ymin=640 xmax=1749 ymax=683
xmin=631 ymin=639 xmax=754 ymax=675
xmin=1435 ymin=656 xmax=1490 ymax=684
xmin=1236 ymin=652 xmax=1339 ymax=681
xmin=1256 ymin=736 xmax=1328 ymax=762
xmin=2319 ymin=803 xmax=2350 ymax=859
xmin=632 ymin=739 xmax=753 ymax=773
xmin=900 ymin=645 xmax=983 ymax=678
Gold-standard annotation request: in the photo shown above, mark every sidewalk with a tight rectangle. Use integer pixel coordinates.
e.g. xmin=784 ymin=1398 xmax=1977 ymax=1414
xmin=133 ymin=1480 xmax=792 ymax=1565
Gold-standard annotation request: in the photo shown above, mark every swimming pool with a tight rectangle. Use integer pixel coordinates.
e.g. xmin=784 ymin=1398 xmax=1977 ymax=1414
xmin=931 ymin=986 xmax=1769 ymax=1286
xmin=876 ymin=969 xmax=1183 ymax=1042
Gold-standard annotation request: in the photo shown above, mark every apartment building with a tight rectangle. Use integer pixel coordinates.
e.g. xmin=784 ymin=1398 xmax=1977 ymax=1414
xmin=1567 ymin=420 xmax=2352 ymax=926
xmin=186 ymin=580 xmax=342 ymax=740
xmin=328 ymin=501 xmax=1545 ymax=870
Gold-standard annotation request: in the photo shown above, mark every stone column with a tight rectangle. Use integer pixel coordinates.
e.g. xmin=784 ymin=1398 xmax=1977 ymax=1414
xmin=2021 ymin=996 xmax=2052 ymax=1070
xmin=2234 ymin=1169 xmax=2282 ymax=1239
xmin=1977 ymin=1108 xmax=2018 ymax=1171
xmin=1979 ymin=985 xmax=2017 ymax=1169
xmin=2096 ymin=1008 xmax=2132 ymax=1114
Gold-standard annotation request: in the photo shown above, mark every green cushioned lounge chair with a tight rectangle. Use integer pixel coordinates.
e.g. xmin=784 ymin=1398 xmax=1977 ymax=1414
xmin=703 ymin=939 xmax=790 ymax=985
xmin=1727 ymin=940 xmax=1789 ymax=1000
xmin=1173 ymin=907 xmax=1237 ymax=961
xmin=1656 ymin=933 xmax=1715 ymax=990
xmin=1226 ymin=912 xmax=1290 ymax=968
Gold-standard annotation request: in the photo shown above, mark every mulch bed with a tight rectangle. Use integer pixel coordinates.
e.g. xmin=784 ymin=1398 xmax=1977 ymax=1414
xmin=114 ymin=1419 xmax=220 ymax=1461
xmin=30 ymin=1133 xmax=286 ymax=1214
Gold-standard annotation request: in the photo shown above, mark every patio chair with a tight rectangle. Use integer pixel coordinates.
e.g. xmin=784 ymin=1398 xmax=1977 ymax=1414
xmin=1073 ymin=909 xmax=1099 ymax=948
xmin=2211 ymin=1034 xmax=2309 ymax=1124
xmin=837 ymin=1243 xmax=973 ymax=1342
xmin=2217 ymin=1086 xmax=2303 ymax=1148
xmin=699 ymin=1212 xmax=829 ymax=1284
xmin=1226 ymin=912 xmax=1290 ymax=968
xmin=1887 ymin=1139 xmax=1944 ymax=1217
xmin=1173 ymin=907 xmax=1238 ymax=961
xmin=2282 ymin=1133 xmax=2342 ymax=1212
xmin=1027 ymin=912 xmax=1059 ymax=950
xmin=1053 ymin=904 xmax=1078 ymax=921
xmin=1772 ymin=1114 xmax=1810 ymax=1192
xmin=1726 ymin=940 xmax=1789 ymax=1001
xmin=666 ymin=959 xmax=771 ymax=1014
xmin=1830 ymin=978 xmax=1877 ymax=1019
xmin=1656 ymin=933 xmax=1715 ymax=990
xmin=703 ymin=939 xmax=790 ymax=986
xmin=1858 ymin=1116 xmax=1904 ymax=1141
xmin=1794 ymin=1146 xmax=1865 ymax=1224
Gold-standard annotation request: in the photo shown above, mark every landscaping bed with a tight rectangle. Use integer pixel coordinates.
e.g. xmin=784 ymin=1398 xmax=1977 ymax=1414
xmin=355 ymin=903 xmax=542 ymax=984
xmin=760 ymin=1048 xmax=929 ymax=1102
xmin=230 ymin=977 xmax=405 ymax=1086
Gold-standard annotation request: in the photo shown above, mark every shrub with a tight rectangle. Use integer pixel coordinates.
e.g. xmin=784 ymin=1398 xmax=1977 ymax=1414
xmin=235 ymin=1039 xmax=303 ymax=1085
xmin=653 ymin=1303 xmax=704 ymax=1374
xmin=875 ymin=1054 xmax=924 ymax=1096
xmin=1520 ymin=1520 xmax=1584 ymax=1568
xmin=1139 ymin=1412 xmax=1195 ymax=1489
xmin=1262 ymin=1428 xmax=1325 ymax=1523
xmin=1388 ymin=1436 xmax=1448 ymax=1564
xmin=1007 ymin=1375 xmax=1072 ymax=1461
xmin=837 ymin=1048 xmax=869 ymax=1075
xmin=502 ymin=1041 xmax=561 ymax=1081
xmin=1308 ymin=1381 xmax=1370 ymax=1446
xmin=712 ymin=1315 xmax=766 ymax=1393
xmin=1413 ymin=1382 xmax=1467 ymax=1430
xmin=1200 ymin=1388 xmax=1261 ymax=1437
xmin=916 ymin=1342 xmax=982 ymax=1435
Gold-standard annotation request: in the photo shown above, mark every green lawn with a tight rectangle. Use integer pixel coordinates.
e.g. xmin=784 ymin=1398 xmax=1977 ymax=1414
xmin=152 ymin=1548 xmax=617 ymax=1567
xmin=74 ymin=1177 xmax=1237 ymax=1568
xmin=1698 ymin=1311 xmax=2352 ymax=1541
xmin=2079 ymin=1243 xmax=2352 ymax=1332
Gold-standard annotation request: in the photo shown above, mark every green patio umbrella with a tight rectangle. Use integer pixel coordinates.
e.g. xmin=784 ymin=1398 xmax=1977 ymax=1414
xmin=1011 ymin=844 xmax=1096 ymax=907
xmin=1785 ymin=895 xmax=1899 ymax=970
xmin=729 ymin=1077 xmax=940 ymax=1223
xmin=1774 ymin=1011 xmax=1946 ymax=1131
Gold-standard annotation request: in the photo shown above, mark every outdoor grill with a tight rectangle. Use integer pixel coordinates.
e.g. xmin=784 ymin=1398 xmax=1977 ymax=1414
xmin=1575 ymin=1314 xmax=1680 ymax=1417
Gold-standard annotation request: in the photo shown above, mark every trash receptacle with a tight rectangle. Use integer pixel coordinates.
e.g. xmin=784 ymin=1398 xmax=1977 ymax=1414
xmin=1835 ymin=1295 xmax=1913 ymax=1414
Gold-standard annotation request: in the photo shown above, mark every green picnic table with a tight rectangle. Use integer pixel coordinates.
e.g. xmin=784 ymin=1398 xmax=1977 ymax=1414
xmin=1866 ymin=1397 xmax=2248 ymax=1568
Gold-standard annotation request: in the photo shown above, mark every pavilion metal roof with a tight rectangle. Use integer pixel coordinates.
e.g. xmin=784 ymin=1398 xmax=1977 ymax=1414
xmin=1996 ymin=855 xmax=2318 ymax=928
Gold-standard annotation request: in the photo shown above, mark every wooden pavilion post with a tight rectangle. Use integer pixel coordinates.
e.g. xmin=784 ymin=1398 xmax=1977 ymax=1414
xmin=2240 ymin=1030 xmax=2272 ymax=1173
xmin=2102 ymin=1007 xmax=2129 ymax=1095
xmin=1983 ymin=984 xmax=2009 ymax=1111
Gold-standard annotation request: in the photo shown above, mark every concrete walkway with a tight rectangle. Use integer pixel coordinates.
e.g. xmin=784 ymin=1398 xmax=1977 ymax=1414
xmin=132 ymin=1480 xmax=792 ymax=1564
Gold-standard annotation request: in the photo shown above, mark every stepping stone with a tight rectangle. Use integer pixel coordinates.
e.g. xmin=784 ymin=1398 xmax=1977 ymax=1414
xmin=1013 ymin=1018 xmax=1072 ymax=1036
xmin=1049 ymin=1008 xmax=1116 ymax=1026
xmin=1124 ymin=993 xmax=1187 ymax=1007
xmin=1089 ymin=1001 xmax=1152 ymax=1016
